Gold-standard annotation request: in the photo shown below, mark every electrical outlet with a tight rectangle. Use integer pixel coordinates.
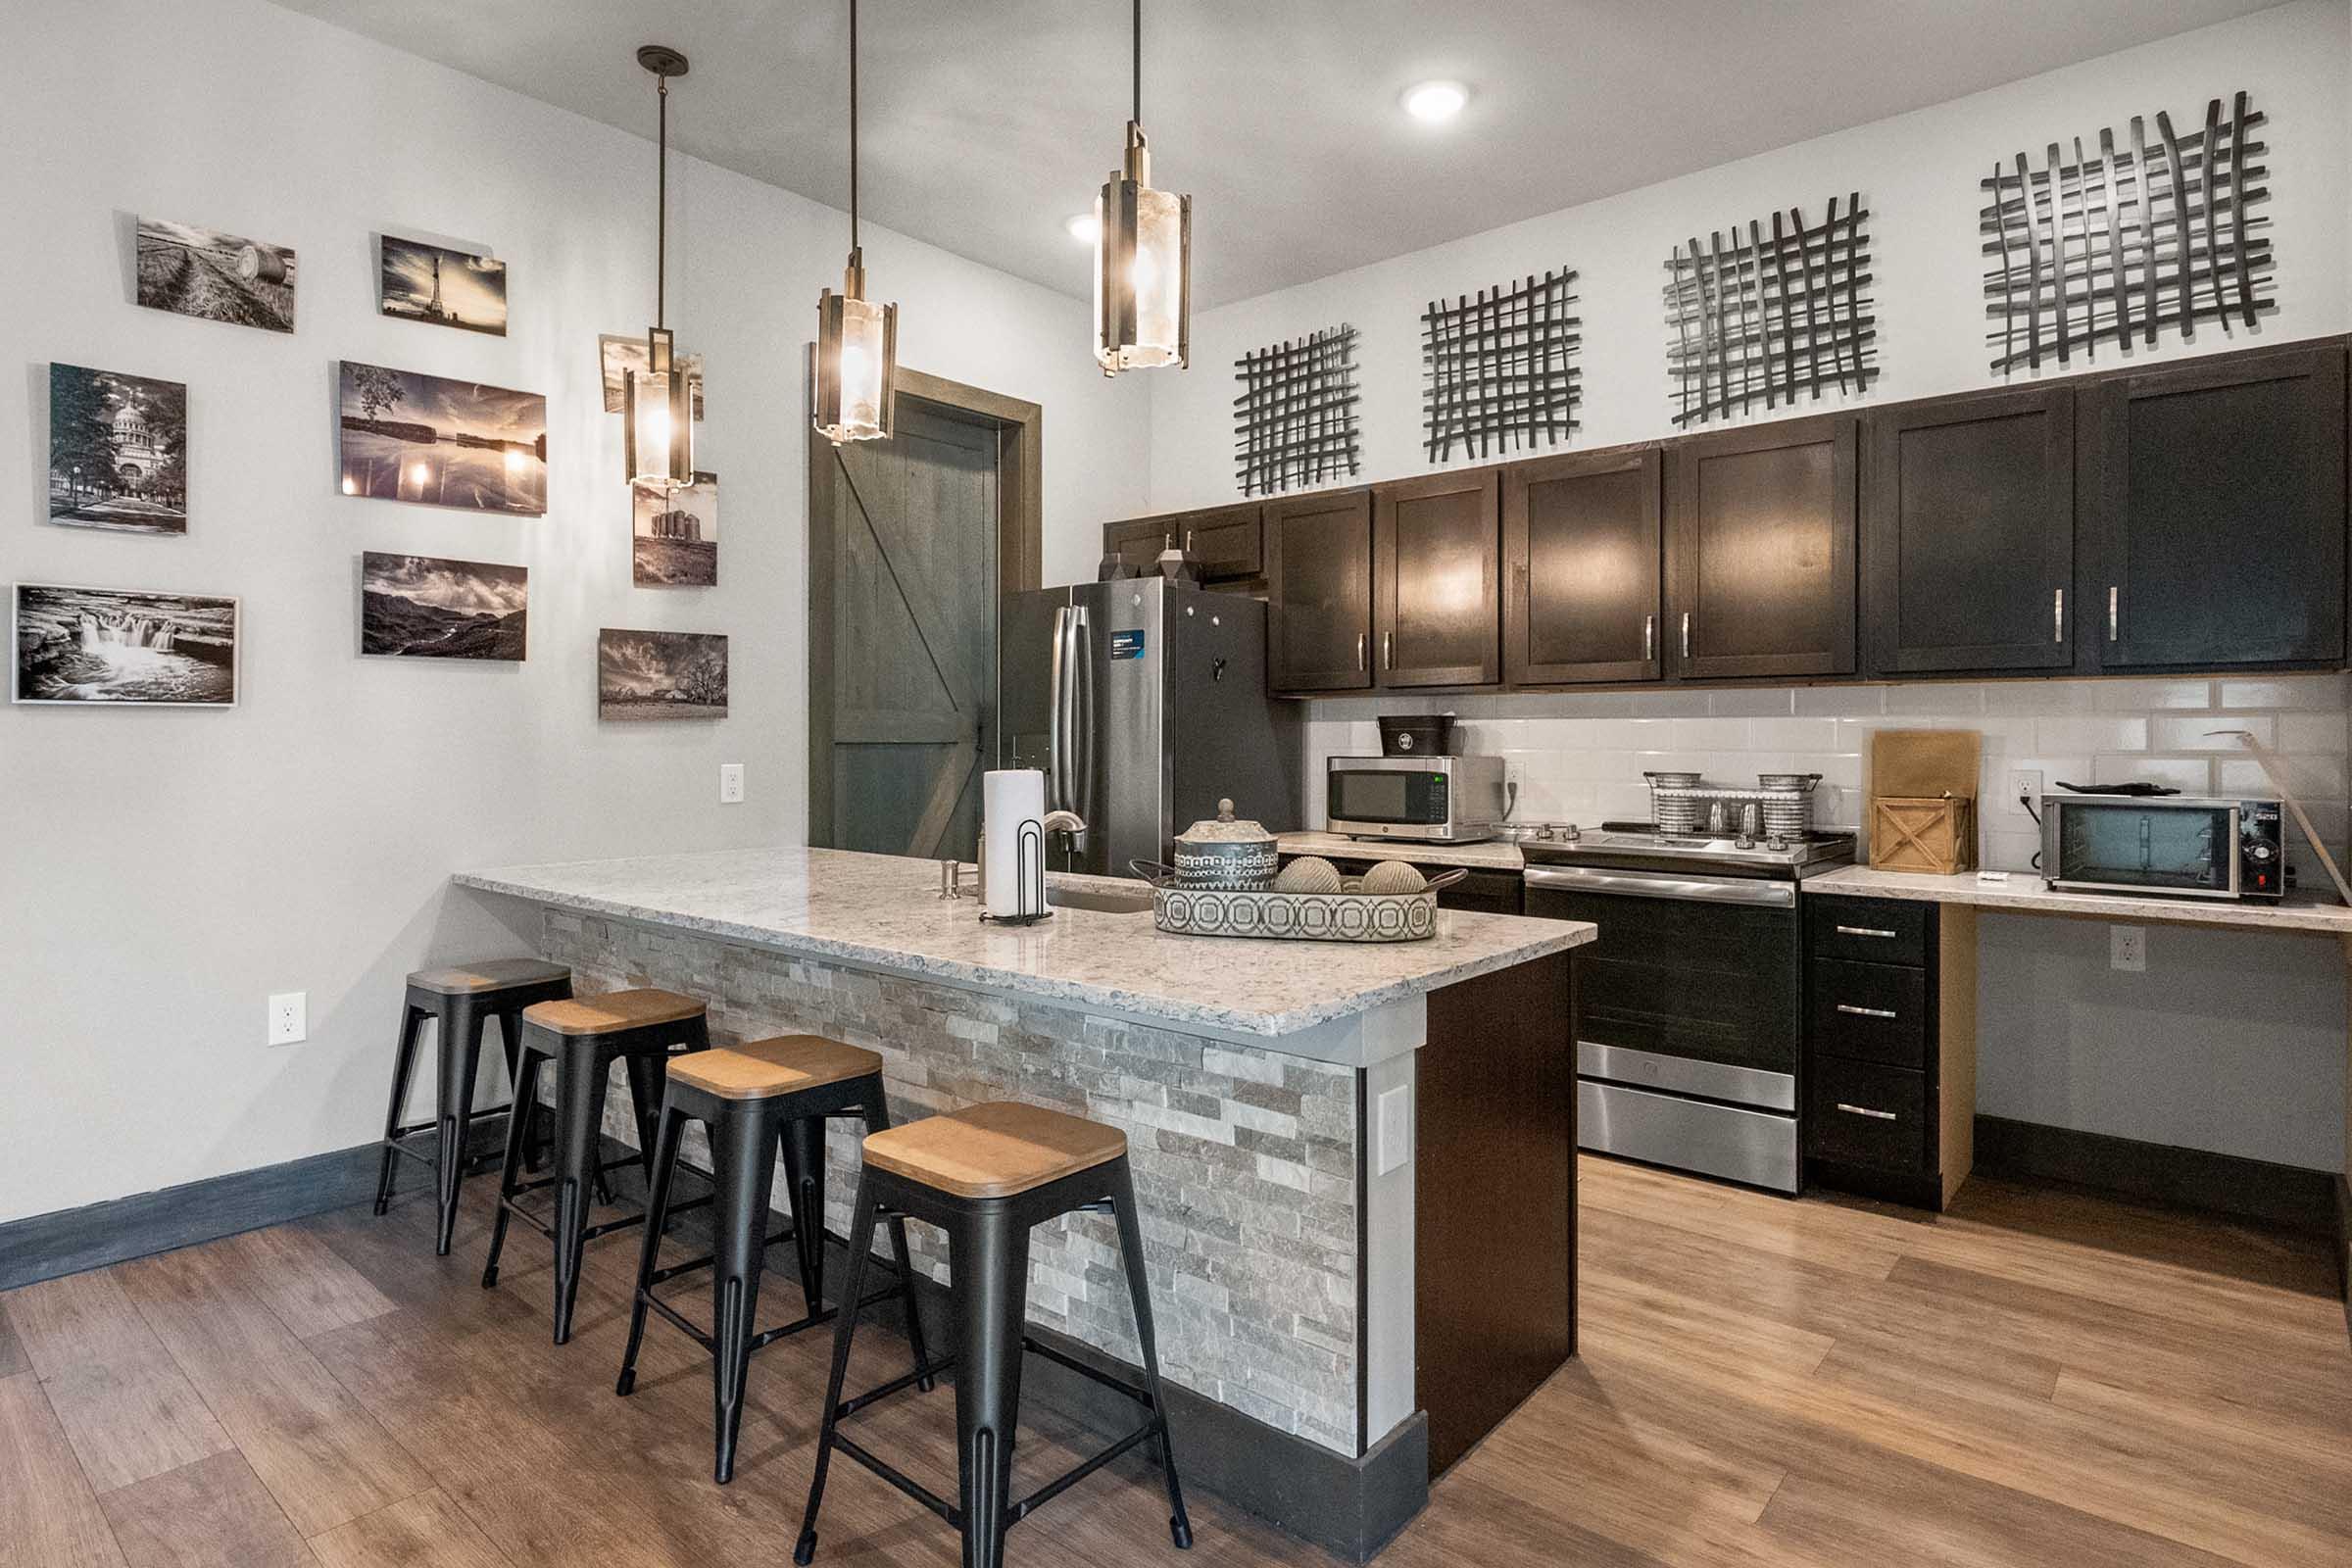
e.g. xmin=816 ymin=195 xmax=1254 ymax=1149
xmin=2009 ymin=769 xmax=2042 ymax=815
xmin=718 ymin=762 xmax=746 ymax=804
xmin=1375 ymin=1085 xmax=1410 ymax=1176
xmin=2110 ymin=925 xmax=2146 ymax=972
xmin=268 ymin=992 xmax=307 ymax=1047
xmin=1503 ymin=758 xmax=1527 ymax=794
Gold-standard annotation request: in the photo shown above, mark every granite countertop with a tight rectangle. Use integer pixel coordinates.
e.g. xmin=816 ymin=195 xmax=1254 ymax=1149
xmin=455 ymin=847 xmax=1591 ymax=1040
xmin=1807 ymin=865 xmax=2352 ymax=936
xmin=1276 ymin=832 xmax=1526 ymax=871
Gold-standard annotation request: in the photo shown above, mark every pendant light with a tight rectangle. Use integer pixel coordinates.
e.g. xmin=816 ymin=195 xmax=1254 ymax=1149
xmin=625 ymin=44 xmax=695 ymax=491
xmin=1094 ymin=0 xmax=1191 ymax=376
xmin=813 ymin=0 xmax=898 ymax=444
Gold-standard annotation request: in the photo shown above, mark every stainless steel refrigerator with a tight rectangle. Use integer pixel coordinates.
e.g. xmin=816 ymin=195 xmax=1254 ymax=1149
xmin=1000 ymin=579 xmax=1301 ymax=878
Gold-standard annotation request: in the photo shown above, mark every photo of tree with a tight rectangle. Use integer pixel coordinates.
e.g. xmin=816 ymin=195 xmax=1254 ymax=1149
xmin=598 ymin=628 xmax=727 ymax=720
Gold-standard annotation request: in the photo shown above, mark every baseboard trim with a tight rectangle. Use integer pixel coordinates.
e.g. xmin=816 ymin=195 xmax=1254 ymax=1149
xmin=2335 ymin=1175 xmax=2350 ymax=1347
xmin=1973 ymin=1115 xmax=2337 ymax=1236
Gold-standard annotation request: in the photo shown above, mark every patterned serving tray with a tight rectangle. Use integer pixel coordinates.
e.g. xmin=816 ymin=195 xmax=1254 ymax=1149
xmin=1129 ymin=861 xmax=1467 ymax=943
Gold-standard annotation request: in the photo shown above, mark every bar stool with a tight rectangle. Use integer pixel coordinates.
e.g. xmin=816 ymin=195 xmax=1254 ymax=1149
xmin=480 ymin=987 xmax=710 ymax=1344
xmin=615 ymin=1035 xmax=935 ymax=1484
xmin=794 ymin=1102 xmax=1192 ymax=1568
xmin=372 ymin=958 xmax=572 ymax=1255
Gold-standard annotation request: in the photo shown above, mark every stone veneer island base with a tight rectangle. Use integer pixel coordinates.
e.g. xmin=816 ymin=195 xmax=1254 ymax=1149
xmin=455 ymin=847 xmax=1592 ymax=1561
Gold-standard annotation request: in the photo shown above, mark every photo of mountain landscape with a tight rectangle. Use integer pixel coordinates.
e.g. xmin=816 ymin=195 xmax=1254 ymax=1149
xmin=338 ymin=362 xmax=547 ymax=514
xmin=135 ymin=217 xmax=295 ymax=333
xmin=361 ymin=553 xmax=527 ymax=661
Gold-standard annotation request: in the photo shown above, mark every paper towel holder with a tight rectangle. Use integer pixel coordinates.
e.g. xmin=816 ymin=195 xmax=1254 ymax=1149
xmin=979 ymin=817 xmax=1053 ymax=925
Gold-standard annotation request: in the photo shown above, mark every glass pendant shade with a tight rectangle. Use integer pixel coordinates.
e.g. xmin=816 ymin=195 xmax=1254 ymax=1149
xmin=1095 ymin=126 xmax=1191 ymax=375
xmin=814 ymin=252 xmax=898 ymax=444
xmin=623 ymin=326 xmax=694 ymax=489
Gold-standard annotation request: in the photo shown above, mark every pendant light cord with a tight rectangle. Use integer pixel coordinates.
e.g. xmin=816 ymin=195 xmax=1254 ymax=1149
xmin=1132 ymin=0 xmax=1142 ymax=124
xmin=656 ymin=73 xmax=668 ymax=329
xmin=849 ymin=0 xmax=860 ymax=253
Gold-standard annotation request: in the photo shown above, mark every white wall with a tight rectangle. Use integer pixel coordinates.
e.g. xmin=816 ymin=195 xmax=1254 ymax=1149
xmin=0 ymin=0 xmax=1150 ymax=1224
xmin=1142 ymin=0 xmax=2350 ymax=514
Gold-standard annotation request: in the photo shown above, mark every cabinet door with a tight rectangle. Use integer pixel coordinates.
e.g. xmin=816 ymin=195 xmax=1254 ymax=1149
xmin=1265 ymin=489 xmax=1374 ymax=692
xmin=1102 ymin=515 xmax=1174 ymax=573
xmin=1375 ymin=469 xmax=1500 ymax=687
xmin=2080 ymin=345 xmax=2347 ymax=670
xmin=1177 ymin=503 xmax=1263 ymax=581
xmin=1666 ymin=414 xmax=1857 ymax=680
xmin=1865 ymin=387 xmax=2074 ymax=675
xmin=1504 ymin=448 xmax=1663 ymax=685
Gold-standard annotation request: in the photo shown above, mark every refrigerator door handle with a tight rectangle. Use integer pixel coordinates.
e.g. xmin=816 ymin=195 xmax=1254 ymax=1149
xmin=1067 ymin=606 xmax=1093 ymax=850
xmin=1047 ymin=606 xmax=1071 ymax=813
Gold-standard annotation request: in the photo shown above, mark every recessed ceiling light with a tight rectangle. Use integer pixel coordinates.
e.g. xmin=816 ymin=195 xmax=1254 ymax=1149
xmin=1402 ymin=80 xmax=1468 ymax=124
xmin=1066 ymin=212 xmax=1101 ymax=245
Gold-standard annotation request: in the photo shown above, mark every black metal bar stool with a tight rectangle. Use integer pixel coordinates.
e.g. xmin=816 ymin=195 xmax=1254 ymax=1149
xmin=615 ymin=1035 xmax=935 ymax=1484
xmin=480 ymin=987 xmax=710 ymax=1344
xmin=372 ymin=958 xmax=572 ymax=1255
xmin=795 ymin=1102 xmax=1192 ymax=1568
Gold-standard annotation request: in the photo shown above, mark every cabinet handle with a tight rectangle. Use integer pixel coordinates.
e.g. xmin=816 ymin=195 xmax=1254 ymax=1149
xmin=2052 ymin=587 xmax=2065 ymax=644
xmin=1383 ymin=631 xmax=1395 ymax=670
xmin=1681 ymin=612 xmax=1691 ymax=659
xmin=1163 ymin=531 xmax=1173 ymax=551
xmin=1356 ymin=632 xmax=1367 ymax=672
xmin=2107 ymin=585 xmax=2119 ymax=642
xmin=1185 ymin=529 xmax=1195 ymax=553
xmin=1836 ymin=1003 xmax=1899 ymax=1019
xmin=1643 ymin=612 xmax=1655 ymax=661
xmin=1835 ymin=924 xmax=1897 ymax=939
xmin=1836 ymin=1102 xmax=1899 ymax=1122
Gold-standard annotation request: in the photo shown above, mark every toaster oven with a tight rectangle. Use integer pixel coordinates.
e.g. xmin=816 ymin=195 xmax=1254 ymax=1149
xmin=2040 ymin=793 xmax=2285 ymax=901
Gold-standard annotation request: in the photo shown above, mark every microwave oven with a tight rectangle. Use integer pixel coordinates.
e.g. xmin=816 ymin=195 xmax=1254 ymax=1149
xmin=2039 ymin=793 xmax=2285 ymax=901
xmin=1326 ymin=755 xmax=1506 ymax=843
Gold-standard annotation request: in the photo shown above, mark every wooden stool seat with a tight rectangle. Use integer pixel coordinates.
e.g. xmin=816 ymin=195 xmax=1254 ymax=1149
xmin=861 ymin=1101 xmax=1127 ymax=1200
xmin=667 ymin=1036 xmax=884 ymax=1101
xmin=408 ymin=957 xmax=571 ymax=996
xmin=524 ymin=988 xmax=704 ymax=1036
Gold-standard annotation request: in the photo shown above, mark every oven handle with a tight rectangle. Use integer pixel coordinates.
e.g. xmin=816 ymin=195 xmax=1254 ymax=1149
xmin=1524 ymin=864 xmax=1795 ymax=907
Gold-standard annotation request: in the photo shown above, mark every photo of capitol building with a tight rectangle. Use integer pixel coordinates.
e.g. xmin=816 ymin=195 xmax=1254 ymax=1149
xmin=48 ymin=362 xmax=189 ymax=535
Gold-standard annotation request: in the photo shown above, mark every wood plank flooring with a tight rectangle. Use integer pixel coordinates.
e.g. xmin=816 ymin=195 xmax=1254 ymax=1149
xmin=2 ymin=1155 xmax=2345 ymax=1568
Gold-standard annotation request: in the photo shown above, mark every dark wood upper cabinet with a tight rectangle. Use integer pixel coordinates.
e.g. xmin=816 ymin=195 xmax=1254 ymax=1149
xmin=1375 ymin=470 xmax=1501 ymax=688
xmin=1265 ymin=488 xmax=1375 ymax=692
xmin=1666 ymin=414 xmax=1858 ymax=680
xmin=1177 ymin=502 xmax=1264 ymax=581
xmin=1865 ymin=387 xmax=2074 ymax=676
xmin=2078 ymin=344 xmax=2347 ymax=671
xmin=1503 ymin=448 xmax=1663 ymax=685
xmin=1103 ymin=515 xmax=1173 ymax=574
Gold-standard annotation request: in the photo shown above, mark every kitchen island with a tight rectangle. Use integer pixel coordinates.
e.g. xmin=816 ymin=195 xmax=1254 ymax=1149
xmin=454 ymin=847 xmax=1591 ymax=1560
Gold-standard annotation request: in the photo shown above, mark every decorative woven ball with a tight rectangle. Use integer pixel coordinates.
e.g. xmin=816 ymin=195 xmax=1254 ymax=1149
xmin=1359 ymin=859 xmax=1429 ymax=896
xmin=1272 ymin=856 xmax=1345 ymax=894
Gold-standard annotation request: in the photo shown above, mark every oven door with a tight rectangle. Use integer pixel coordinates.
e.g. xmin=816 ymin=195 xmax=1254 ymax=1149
xmin=1526 ymin=864 xmax=1802 ymax=1191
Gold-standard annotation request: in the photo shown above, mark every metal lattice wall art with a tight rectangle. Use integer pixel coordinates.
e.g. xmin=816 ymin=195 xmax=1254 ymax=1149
xmin=1664 ymin=196 xmax=1876 ymax=427
xmin=1233 ymin=324 xmax=1360 ymax=496
xmin=1420 ymin=270 xmax=1581 ymax=463
xmin=1980 ymin=91 xmax=2272 ymax=373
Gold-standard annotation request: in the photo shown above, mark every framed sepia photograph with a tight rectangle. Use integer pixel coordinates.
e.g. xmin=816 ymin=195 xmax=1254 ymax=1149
xmin=598 ymin=628 xmax=727 ymax=720
xmin=361 ymin=553 xmax=527 ymax=661
xmin=378 ymin=235 xmax=508 ymax=336
xmin=632 ymin=471 xmax=717 ymax=587
xmin=134 ymin=216 xmax=296 ymax=333
xmin=12 ymin=582 xmax=238 ymax=707
xmin=49 ymin=364 xmax=188 ymax=535
xmin=338 ymin=362 xmax=547 ymax=515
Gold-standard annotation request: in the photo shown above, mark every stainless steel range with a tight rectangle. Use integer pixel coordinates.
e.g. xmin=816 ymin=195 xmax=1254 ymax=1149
xmin=1519 ymin=820 xmax=1855 ymax=1194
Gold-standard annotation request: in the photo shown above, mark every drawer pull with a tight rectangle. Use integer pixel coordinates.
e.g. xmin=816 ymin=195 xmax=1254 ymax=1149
xmin=1836 ymin=1102 xmax=1898 ymax=1121
xmin=1835 ymin=1004 xmax=1898 ymax=1019
xmin=1834 ymin=924 xmax=1898 ymax=939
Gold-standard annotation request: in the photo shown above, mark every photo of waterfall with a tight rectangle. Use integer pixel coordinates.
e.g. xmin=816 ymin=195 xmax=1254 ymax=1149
xmin=362 ymin=553 xmax=527 ymax=661
xmin=379 ymin=235 xmax=507 ymax=336
xmin=632 ymin=471 xmax=717 ymax=586
xmin=338 ymin=362 xmax=547 ymax=515
xmin=12 ymin=582 xmax=238 ymax=706
xmin=598 ymin=628 xmax=726 ymax=721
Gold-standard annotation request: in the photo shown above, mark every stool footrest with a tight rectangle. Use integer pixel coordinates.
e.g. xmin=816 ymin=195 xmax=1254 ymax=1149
xmin=831 ymin=1434 xmax=960 ymax=1529
xmin=1008 ymin=1418 xmax=1160 ymax=1524
xmin=1020 ymin=1335 xmax=1155 ymax=1410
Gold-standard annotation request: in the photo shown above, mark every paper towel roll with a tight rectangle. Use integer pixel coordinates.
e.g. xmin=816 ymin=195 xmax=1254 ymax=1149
xmin=983 ymin=769 xmax=1047 ymax=918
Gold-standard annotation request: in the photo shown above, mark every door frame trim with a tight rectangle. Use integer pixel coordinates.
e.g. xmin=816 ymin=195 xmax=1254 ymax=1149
xmin=807 ymin=361 xmax=1044 ymax=853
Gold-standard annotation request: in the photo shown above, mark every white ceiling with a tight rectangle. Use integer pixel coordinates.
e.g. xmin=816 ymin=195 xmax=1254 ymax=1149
xmin=270 ymin=0 xmax=2281 ymax=310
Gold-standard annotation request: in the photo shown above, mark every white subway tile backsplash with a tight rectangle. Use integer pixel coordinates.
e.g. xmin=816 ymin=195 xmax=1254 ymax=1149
xmin=2033 ymin=716 xmax=2149 ymax=755
xmin=2276 ymin=711 xmax=2349 ymax=756
xmin=2224 ymin=756 xmax=2349 ymax=801
xmin=1706 ymin=689 xmax=1797 ymax=717
xmin=2089 ymin=679 xmax=2215 ymax=710
xmin=2148 ymin=714 xmax=2273 ymax=752
xmin=2216 ymin=676 xmax=2349 ymax=710
xmin=1793 ymin=686 xmax=1886 ymax=716
xmin=2092 ymin=755 xmax=2212 ymax=794
xmin=1744 ymin=717 xmax=1841 ymax=752
xmin=1978 ymin=682 xmax=2096 ymax=715
xmin=1883 ymin=682 xmax=1992 ymax=716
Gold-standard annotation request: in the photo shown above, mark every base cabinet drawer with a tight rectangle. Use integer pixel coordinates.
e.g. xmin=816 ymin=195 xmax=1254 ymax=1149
xmin=1806 ymin=895 xmax=1932 ymax=966
xmin=1806 ymin=1056 xmax=1928 ymax=1172
xmin=1806 ymin=958 xmax=1928 ymax=1068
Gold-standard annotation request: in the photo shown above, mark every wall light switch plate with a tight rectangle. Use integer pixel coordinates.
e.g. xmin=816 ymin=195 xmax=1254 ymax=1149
xmin=2009 ymin=769 xmax=2042 ymax=815
xmin=1374 ymin=1085 xmax=1410 ymax=1176
xmin=268 ymin=992 xmax=307 ymax=1047
xmin=718 ymin=763 xmax=746 ymax=804
xmin=2110 ymin=925 xmax=2146 ymax=972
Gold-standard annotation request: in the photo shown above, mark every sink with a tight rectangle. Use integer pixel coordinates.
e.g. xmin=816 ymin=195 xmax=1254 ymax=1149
xmin=1046 ymin=884 xmax=1155 ymax=914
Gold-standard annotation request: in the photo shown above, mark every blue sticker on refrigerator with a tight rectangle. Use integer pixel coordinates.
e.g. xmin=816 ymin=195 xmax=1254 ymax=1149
xmin=1109 ymin=629 xmax=1147 ymax=661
